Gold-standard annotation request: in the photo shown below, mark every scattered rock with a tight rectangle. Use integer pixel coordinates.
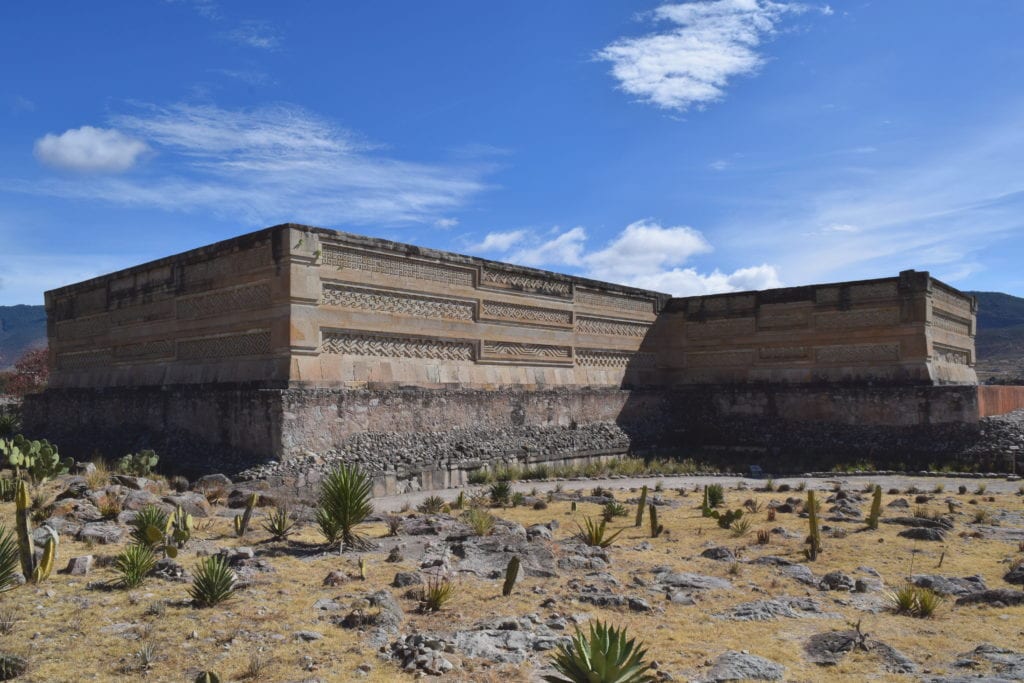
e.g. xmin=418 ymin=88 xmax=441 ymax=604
xmin=715 ymin=597 xmax=830 ymax=622
xmin=76 ymin=522 xmax=124 ymax=545
xmin=955 ymin=589 xmax=1024 ymax=607
xmin=388 ymin=634 xmax=455 ymax=675
xmin=392 ymin=572 xmax=422 ymax=588
xmin=323 ymin=571 xmax=347 ymax=587
xmin=61 ymin=555 xmax=93 ymax=576
xmin=700 ymin=547 xmax=736 ymax=562
xmin=705 ymin=651 xmax=784 ymax=681
xmin=898 ymin=527 xmax=947 ymax=541
xmin=654 ymin=572 xmax=732 ymax=591
xmin=1003 ymin=566 xmax=1024 ymax=585
xmin=294 ymin=631 xmax=324 ymax=642
xmin=910 ymin=574 xmax=987 ymax=597
xmin=818 ymin=571 xmax=856 ymax=592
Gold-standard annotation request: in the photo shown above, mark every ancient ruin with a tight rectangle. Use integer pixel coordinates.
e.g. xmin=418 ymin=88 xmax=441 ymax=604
xmin=23 ymin=224 xmax=1024 ymax=489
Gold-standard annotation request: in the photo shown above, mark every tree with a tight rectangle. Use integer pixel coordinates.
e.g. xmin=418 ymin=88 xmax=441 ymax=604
xmin=5 ymin=348 xmax=49 ymax=397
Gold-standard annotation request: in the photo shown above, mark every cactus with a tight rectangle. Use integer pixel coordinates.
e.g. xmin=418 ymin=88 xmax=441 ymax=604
xmin=701 ymin=486 xmax=713 ymax=517
xmin=570 ymin=501 xmax=577 ymax=513
xmin=805 ymin=490 xmax=822 ymax=561
xmin=32 ymin=529 xmax=57 ymax=583
xmin=1 ymin=435 xmax=70 ymax=483
xmin=14 ymin=480 xmax=33 ymax=579
xmin=649 ymin=503 xmax=664 ymax=538
xmin=867 ymin=485 xmax=882 ymax=530
xmin=359 ymin=557 xmax=367 ymax=581
xmin=0 ymin=653 xmax=29 ymax=680
xmin=194 ymin=672 xmax=221 ymax=683
xmin=117 ymin=449 xmax=159 ymax=476
xmin=169 ymin=505 xmax=193 ymax=548
xmin=502 ymin=556 xmax=520 ymax=597
xmin=634 ymin=485 xmax=648 ymax=527
xmin=233 ymin=493 xmax=258 ymax=537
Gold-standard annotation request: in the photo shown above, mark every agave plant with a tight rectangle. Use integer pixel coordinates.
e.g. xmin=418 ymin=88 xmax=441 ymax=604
xmin=262 ymin=506 xmax=295 ymax=541
xmin=0 ymin=525 xmax=18 ymax=593
xmin=190 ymin=556 xmax=236 ymax=607
xmin=576 ymin=517 xmax=623 ymax=548
xmin=315 ymin=464 xmax=374 ymax=548
xmin=544 ymin=620 xmax=654 ymax=683
xmin=130 ymin=505 xmax=170 ymax=547
xmin=114 ymin=544 xmax=158 ymax=589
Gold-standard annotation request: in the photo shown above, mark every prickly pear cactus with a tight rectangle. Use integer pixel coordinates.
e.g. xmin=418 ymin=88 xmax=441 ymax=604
xmin=194 ymin=671 xmax=221 ymax=683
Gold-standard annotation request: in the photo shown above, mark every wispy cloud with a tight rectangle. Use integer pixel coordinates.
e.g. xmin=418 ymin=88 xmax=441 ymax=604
xmin=228 ymin=20 xmax=281 ymax=50
xmin=11 ymin=103 xmax=492 ymax=226
xmin=471 ymin=220 xmax=780 ymax=295
xmin=211 ymin=68 xmax=275 ymax=86
xmin=34 ymin=126 xmax=149 ymax=172
xmin=597 ymin=0 xmax=825 ymax=112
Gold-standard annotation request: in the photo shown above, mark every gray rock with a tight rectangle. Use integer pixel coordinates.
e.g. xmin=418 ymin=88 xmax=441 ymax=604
xmin=392 ymin=571 xmax=422 ymax=588
xmin=162 ymin=492 xmax=211 ymax=517
xmin=294 ymin=630 xmax=324 ymax=641
xmin=779 ymin=563 xmax=817 ymax=586
xmin=112 ymin=475 xmax=152 ymax=490
xmin=700 ymin=546 xmax=736 ymax=562
xmin=627 ymin=597 xmax=652 ymax=612
xmin=62 ymin=555 xmax=93 ymax=575
xmin=452 ymin=535 xmax=557 ymax=578
xmin=526 ymin=524 xmax=553 ymax=541
xmin=1003 ymin=566 xmax=1024 ymax=585
xmin=818 ymin=571 xmax=856 ymax=592
xmin=716 ymin=597 xmax=829 ymax=622
xmin=705 ymin=651 xmax=784 ymax=681
xmin=195 ymin=473 xmax=232 ymax=489
xmin=898 ymin=527 xmax=946 ymax=541
xmin=805 ymin=630 xmax=861 ymax=666
xmin=910 ymin=574 xmax=987 ymax=597
xmin=956 ymin=589 xmax=1024 ymax=607
xmin=655 ymin=572 xmax=732 ymax=591
xmin=884 ymin=516 xmax=953 ymax=530
xmin=76 ymin=522 xmax=124 ymax=545
xmin=952 ymin=644 xmax=1024 ymax=679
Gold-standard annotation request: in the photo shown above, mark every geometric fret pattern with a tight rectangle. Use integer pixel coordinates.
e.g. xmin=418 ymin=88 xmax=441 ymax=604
xmin=482 ymin=341 xmax=572 ymax=360
xmin=576 ymin=316 xmax=650 ymax=337
xmin=576 ymin=349 xmax=655 ymax=368
xmin=321 ymin=332 xmax=475 ymax=361
xmin=481 ymin=300 xmax=572 ymax=326
xmin=575 ymin=288 xmax=654 ymax=314
xmin=178 ymin=283 xmax=272 ymax=319
xmin=177 ymin=330 xmax=272 ymax=360
xmin=481 ymin=267 xmax=572 ymax=298
xmin=323 ymin=284 xmax=475 ymax=321
xmin=323 ymin=246 xmax=474 ymax=287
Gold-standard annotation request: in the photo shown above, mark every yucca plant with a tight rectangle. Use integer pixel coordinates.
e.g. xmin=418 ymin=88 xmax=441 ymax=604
xmin=730 ymin=517 xmax=752 ymax=537
xmin=315 ymin=464 xmax=374 ymax=549
xmin=419 ymin=573 xmax=455 ymax=612
xmin=261 ymin=506 xmax=295 ymax=541
xmin=190 ymin=556 xmax=237 ymax=607
xmin=462 ymin=507 xmax=496 ymax=536
xmin=114 ymin=544 xmax=158 ymax=589
xmin=706 ymin=483 xmax=725 ymax=508
xmin=0 ymin=525 xmax=18 ymax=593
xmin=544 ymin=620 xmax=654 ymax=683
xmin=577 ymin=517 xmax=623 ymax=548
xmin=886 ymin=583 xmax=944 ymax=618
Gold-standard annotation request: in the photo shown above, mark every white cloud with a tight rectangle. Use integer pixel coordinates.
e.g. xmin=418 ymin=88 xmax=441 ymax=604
xmin=228 ymin=20 xmax=280 ymax=49
xmin=508 ymin=227 xmax=587 ymax=267
xmin=596 ymin=0 xmax=819 ymax=111
xmin=434 ymin=217 xmax=459 ymax=229
xmin=14 ymin=103 xmax=492 ymax=227
xmin=212 ymin=68 xmax=274 ymax=86
xmin=480 ymin=219 xmax=780 ymax=296
xmin=34 ymin=126 xmax=148 ymax=173
xmin=469 ymin=230 xmax=526 ymax=252
xmin=709 ymin=159 xmax=730 ymax=171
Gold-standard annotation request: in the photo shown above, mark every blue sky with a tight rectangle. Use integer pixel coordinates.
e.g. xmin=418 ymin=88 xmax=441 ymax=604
xmin=2 ymin=0 xmax=1024 ymax=306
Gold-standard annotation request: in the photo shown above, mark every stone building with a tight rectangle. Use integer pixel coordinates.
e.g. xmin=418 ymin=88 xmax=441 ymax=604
xmin=23 ymin=224 xmax=1024 ymax=487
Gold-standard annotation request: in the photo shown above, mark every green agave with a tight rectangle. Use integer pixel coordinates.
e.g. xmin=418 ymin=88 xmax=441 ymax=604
xmin=544 ymin=620 xmax=654 ymax=683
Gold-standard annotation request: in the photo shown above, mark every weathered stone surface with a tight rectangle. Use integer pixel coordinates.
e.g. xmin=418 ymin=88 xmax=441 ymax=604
xmin=715 ymin=598 xmax=831 ymax=622
xmin=898 ymin=527 xmax=947 ymax=541
xmin=700 ymin=547 xmax=736 ymax=562
xmin=76 ymin=522 xmax=124 ymax=545
xmin=910 ymin=574 xmax=987 ymax=597
xmin=61 ymin=555 xmax=94 ymax=575
xmin=955 ymin=589 xmax=1024 ymax=607
xmin=1003 ymin=566 xmax=1024 ymax=585
xmin=705 ymin=651 xmax=784 ymax=681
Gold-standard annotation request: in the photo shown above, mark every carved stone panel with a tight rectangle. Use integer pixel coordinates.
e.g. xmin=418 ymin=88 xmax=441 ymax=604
xmin=932 ymin=311 xmax=972 ymax=336
xmin=323 ymin=283 xmax=475 ymax=321
xmin=56 ymin=314 xmax=111 ymax=340
xmin=757 ymin=307 xmax=810 ymax=330
xmin=815 ymin=308 xmax=899 ymax=330
xmin=480 ymin=267 xmax=572 ymax=298
xmin=932 ymin=286 xmax=972 ymax=314
xmin=481 ymin=341 xmax=572 ymax=363
xmin=57 ymin=349 xmax=112 ymax=370
xmin=322 ymin=246 xmax=474 ymax=288
xmin=113 ymin=340 xmax=175 ymax=361
xmin=178 ymin=283 xmax=272 ymax=320
xmin=183 ymin=245 xmax=270 ymax=289
xmin=685 ymin=350 xmax=754 ymax=367
xmin=577 ymin=349 xmax=656 ymax=368
xmin=815 ymin=343 xmax=900 ymax=363
xmin=480 ymin=300 xmax=572 ymax=327
xmin=849 ymin=282 xmax=898 ymax=302
xmin=575 ymin=288 xmax=654 ymax=315
xmin=178 ymin=330 xmax=272 ymax=360
xmin=575 ymin=316 xmax=650 ymax=337
xmin=934 ymin=344 xmax=971 ymax=365
xmin=758 ymin=346 xmax=810 ymax=362
xmin=685 ymin=317 xmax=756 ymax=339
xmin=321 ymin=331 xmax=475 ymax=361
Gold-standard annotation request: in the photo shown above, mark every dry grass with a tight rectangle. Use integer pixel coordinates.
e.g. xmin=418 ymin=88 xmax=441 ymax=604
xmin=0 ymin=481 xmax=1022 ymax=681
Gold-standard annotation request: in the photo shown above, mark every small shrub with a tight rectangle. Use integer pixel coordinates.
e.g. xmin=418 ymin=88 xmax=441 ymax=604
xmin=958 ymin=485 xmax=968 ymax=495
xmin=713 ymin=509 xmax=744 ymax=530
xmin=97 ymin=493 xmax=123 ymax=520
xmin=114 ymin=544 xmax=157 ymax=589
xmin=932 ymin=484 xmax=945 ymax=494
xmin=489 ymin=481 xmax=512 ymax=507
xmin=706 ymin=484 xmax=725 ymax=508
xmin=190 ymin=556 xmax=237 ymax=607
xmin=85 ymin=459 xmax=111 ymax=490
xmin=462 ymin=508 xmax=496 ymax=536
xmin=0 ymin=608 xmax=16 ymax=635
xmin=886 ymin=583 xmax=944 ymax=618
xmin=262 ymin=506 xmax=295 ymax=541
xmin=972 ymin=509 xmax=992 ymax=524
xmin=511 ymin=492 xmax=526 ymax=508
xmin=602 ymin=501 xmax=628 ymax=522
xmin=467 ymin=470 xmax=491 ymax=485
xmin=417 ymin=495 xmax=445 ymax=514
xmin=795 ymin=481 xmax=807 ymax=492
xmin=975 ymin=483 xmax=988 ymax=495
xmin=743 ymin=499 xmax=762 ymax=513
xmin=533 ymin=500 xmax=548 ymax=510
xmin=762 ymin=479 xmax=775 ymax=492
xmin=546 ymin=620 xmax=653 ymax=683
xmin=170 ymin=475 xmax=190 ymax=493
xmin=420 ymin=574 xmax=455 ymax=612
xmin=242 ymin=653 xmax=271 ymax=681
xmin=451 ymin=491 xmax=466 ymax=510
xmin=727 ymin=561 xmax=741 ymax=575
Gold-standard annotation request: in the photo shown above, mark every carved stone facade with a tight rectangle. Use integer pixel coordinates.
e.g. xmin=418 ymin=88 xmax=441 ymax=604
xmin=26 ymin=223 xmax=997 ymax=476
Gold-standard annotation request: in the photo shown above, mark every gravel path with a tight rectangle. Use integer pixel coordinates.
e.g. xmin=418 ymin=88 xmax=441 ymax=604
xmin=373 ymin=473 xmax=1022 ymax=511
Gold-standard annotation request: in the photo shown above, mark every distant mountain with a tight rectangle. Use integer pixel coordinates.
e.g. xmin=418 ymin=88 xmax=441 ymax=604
xmin=0 ymin=305 xmax=46 ymax=370
xmin=968 ymin=291 xmax=1024 ymax=382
